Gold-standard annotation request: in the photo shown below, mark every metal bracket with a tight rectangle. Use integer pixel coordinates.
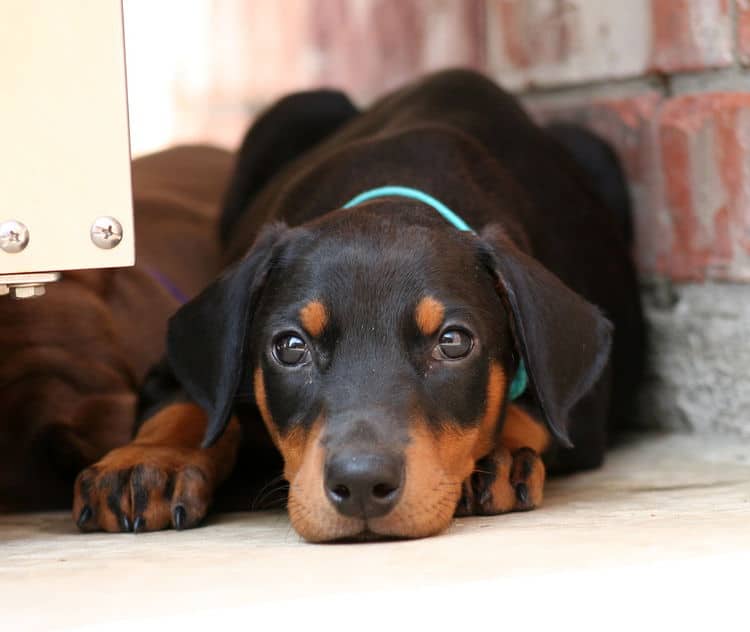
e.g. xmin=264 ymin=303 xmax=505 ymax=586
xmin=0 ymin=272 xmax=61 ymax=299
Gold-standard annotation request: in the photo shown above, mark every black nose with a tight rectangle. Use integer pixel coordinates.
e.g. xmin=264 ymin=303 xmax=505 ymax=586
xmin=324 ymin=452 xmax=404 ymax=518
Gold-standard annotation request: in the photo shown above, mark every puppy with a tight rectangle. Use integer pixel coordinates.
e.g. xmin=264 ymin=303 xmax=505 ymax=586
xmin=73 ymin=71 xmax=645 ymax=541
xmin=0 ymin=146 xmax=230 ymax=511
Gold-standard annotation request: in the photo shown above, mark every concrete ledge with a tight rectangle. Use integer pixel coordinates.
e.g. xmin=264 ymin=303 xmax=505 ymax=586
xmin=3 ymin=433 xmax=749 ymax=629
xmin=640 ymin=282 xmax=750 ymax=436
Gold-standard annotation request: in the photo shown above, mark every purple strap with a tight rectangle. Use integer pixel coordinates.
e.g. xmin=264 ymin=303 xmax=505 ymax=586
xmin=145 ymin=267 xmax=189 ymax=305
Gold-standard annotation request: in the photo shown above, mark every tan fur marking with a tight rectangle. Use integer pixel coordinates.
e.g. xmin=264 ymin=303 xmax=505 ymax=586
xmin=72 ymin=403 xmax=241 ymax=532
xmin=253 ymin=368 xmax=275 ymax=436
xmin=473 ymin=362 xmax=507 ymax=460
xmin=512 ymin=453 xmax=546 ymax=509
xmin=299 ymin=300 xmax=328 ymax=337
xmin=277 ymin=426 xmax=310 ymax=482
xmin=484 ymin=446 xmax=516 ymax=513
xmin=135 ymin=402 xmax=212 ymax=447
xmin=527 ymin=459 xmax=545 ymax=507
xmin=369 ymin=419 xmax=472 ymax=539
xmin=117 ymin=404 xmax=241 ymax=483
xmin=369 ymin=362 xmax=507 ymax=538
xmin=253 ymin=368 xmax=317 ymax=483
xmin=387 ymin=364 xmax=505 ymax=497
xmin=253 ymin=366 xmax=352 ymax=541
xmin=287 ymin=420 xmax=364 ymax=542
xmin=415 ymin=296 xmax=445 ymax=336
xmin=501 ymin=404 xmax=550 ymax=453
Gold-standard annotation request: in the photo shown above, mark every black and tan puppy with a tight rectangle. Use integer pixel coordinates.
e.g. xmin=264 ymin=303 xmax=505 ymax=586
xmin=74 ymin=70 xmax=645 ymax=541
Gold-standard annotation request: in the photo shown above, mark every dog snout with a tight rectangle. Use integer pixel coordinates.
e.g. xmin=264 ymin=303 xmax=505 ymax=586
xmin=324 ymin=451 xmax=404 ymax=519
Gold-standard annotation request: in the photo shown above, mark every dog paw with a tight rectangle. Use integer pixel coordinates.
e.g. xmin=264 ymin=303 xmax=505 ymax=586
xmin=470 ymin=447 xmax=516 ymax=515
xmin=73 ymin=444 xmax=215 ymax=533
xmin=509 ymin=447 xmax=545 ymax=510
xmin=458 ymin=446 xmax=545 ymax=516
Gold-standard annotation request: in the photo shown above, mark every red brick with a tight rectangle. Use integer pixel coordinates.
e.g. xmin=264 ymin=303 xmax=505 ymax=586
xmin=532 ymin=93 xmax=750 ymax=281
xmin=649 ymin=0 xmax=733 ymax=72
xmin=657 ymin=94 xmax=750 ymax=280
xmin=487 ymin=0 xmax=652 ymax=89
xmin=486 ymin=0 xmax=733 ymax=89
xmin=737 ymin=0 xmax=750 ymax=64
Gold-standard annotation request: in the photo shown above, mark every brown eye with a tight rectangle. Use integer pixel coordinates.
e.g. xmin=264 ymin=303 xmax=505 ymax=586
xmin=432 ymin=328 xmax=473 ymax=360
xmin=273 ymin=334 xmax=309 ymax=366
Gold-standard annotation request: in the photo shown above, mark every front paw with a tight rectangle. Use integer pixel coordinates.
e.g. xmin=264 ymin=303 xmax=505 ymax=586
xmin=458 ymin=447 xmax=545 ymax=516
xmin=73 ymin=444 xmax=215 ymax=533
xmin=509 ymin=447 xmax=545 ymax=510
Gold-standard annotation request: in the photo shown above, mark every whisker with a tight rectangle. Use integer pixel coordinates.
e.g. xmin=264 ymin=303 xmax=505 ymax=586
xmin=262 ymin=500 xmax=288 ymax=511
xmin=257 ymin=489 xmax=290 ymax=510
xmin=253 ymin=484 xmax=290 ymax=510
xmin=250 ymin=474 xmax=287 ymax=510
xmin=253 ymin=473 xmax=285 ymax=498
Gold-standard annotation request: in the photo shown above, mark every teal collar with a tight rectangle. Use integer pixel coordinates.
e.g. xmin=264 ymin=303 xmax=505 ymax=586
xmin=343 ymin=185 xmax=474 ymax=233
xmin=343 ymin=184 xmax=527 ymax=401
xmin=508 ymin=360 xmax=528 ymax=401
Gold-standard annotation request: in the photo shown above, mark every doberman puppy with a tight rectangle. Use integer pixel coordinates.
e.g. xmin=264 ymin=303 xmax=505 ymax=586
xmin=73 ymin=70 xmax=645 ymax=541
xmin=0 ymin=146 xmax=230 ymax=511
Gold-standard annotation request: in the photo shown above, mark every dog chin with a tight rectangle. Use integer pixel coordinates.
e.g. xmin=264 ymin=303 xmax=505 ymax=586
xmin=295 ymin=517 xmax=414 ymax=543
xmin=324 ymin=523 xmax=426 ymax=543
xmin=290 ymin=490 xmax=459 ymax=542
xmin=313 ymin=515 xmax=453 ymax=543
xmin=330 ymin=529 xmax=407 ymax=543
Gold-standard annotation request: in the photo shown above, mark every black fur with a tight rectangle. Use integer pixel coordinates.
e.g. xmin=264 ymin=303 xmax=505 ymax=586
xmin=219 ymin=90 xmax=358 ymax=243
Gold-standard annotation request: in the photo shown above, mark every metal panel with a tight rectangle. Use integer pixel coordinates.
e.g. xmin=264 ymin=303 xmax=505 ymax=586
xmin=0 ymin=0 xmax=134 ymax=275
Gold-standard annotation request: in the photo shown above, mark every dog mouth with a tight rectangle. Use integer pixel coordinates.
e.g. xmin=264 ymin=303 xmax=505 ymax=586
xmin=329 ymin=528 xmax=404 ymax=543
xmin=286 ymin=479 xmax=464 ymax=543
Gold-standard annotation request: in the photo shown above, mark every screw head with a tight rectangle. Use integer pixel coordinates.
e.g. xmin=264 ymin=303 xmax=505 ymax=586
xmin=90 ymin=216 xmax=123 ymax=249
xmin=0 ymin=220 xmax=30 ymax=253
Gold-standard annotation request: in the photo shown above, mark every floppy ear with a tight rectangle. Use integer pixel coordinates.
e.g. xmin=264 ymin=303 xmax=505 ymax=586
xmin=167 ymin=223 xmax=288 ymax=447
xmin=480 ymin=226 xmax=612 ymax=447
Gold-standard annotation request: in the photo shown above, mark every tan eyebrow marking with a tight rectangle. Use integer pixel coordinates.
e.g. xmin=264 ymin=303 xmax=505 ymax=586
xmin=415 ymin=295 xmax=445 ymax=336
xmin=299 ymin=300 xmax=328 ymax=337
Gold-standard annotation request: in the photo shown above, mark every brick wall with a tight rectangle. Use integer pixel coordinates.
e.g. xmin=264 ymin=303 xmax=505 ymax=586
xmin=124 ymin=0 xmax=750 ymax=283
xmin=514 ymin=1 xmax=750 ymax=284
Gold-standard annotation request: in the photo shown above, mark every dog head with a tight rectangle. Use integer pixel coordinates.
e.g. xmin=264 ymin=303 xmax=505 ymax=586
xmin=167 ymin=202 xmax=611 ymax=541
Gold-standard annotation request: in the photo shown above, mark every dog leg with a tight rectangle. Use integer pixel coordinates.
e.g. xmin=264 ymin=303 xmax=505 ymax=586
xmin=456 ymin=446 xmax=515 ymax=516
xmin=72 ymin=402 xmax=240 ymax=533
xmin=457 ymin=404 xmax=548 ymax=516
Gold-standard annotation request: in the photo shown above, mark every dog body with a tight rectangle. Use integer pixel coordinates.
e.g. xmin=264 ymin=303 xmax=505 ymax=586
xmin=0 ymin=146 xmax=230 ymax=510
xmin=73 ymin=71 xmax=644 ymax=541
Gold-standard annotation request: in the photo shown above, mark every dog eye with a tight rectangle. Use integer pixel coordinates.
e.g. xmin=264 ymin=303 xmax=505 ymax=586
xmin=433 ymin=329 xmax=473 ymax=360
xmin=273 ymin=334 xmax=309 ymax=366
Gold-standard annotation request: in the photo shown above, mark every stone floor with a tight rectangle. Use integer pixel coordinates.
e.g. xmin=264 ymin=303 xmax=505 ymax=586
xmin=2 ymin=433 xmax=749 ymax=631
